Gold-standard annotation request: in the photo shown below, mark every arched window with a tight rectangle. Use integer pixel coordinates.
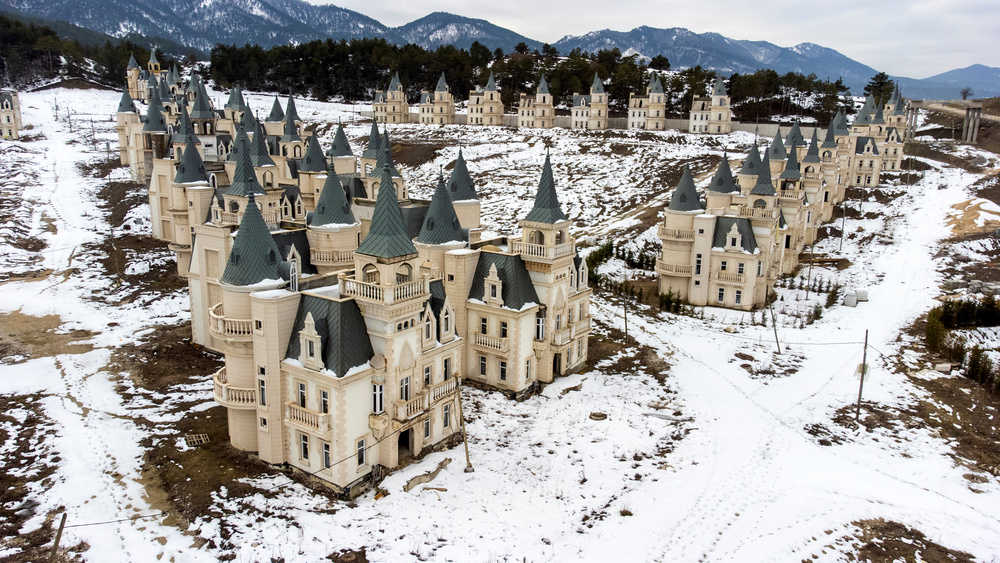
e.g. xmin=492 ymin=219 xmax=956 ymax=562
xmin=229 ymin=200 xmax=239 ymax=213
xmin=753 ymin=199 xmax=767 ymax=209
xmin=555 ymin=231 xmax=565 ymax=245
xmin=293 ymin=145 xmax=302 ymax=158
xmin=362 ymin=263 xmax=379 ymax=284
xmin=396 ymin=263 xmax=412 ymax=284
xmin=529 ymin=230 xmax=545 ymax=245
xmin=263 ymin=171 xmax=274 ymax=188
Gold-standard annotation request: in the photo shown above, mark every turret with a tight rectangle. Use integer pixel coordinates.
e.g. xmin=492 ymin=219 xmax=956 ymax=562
xmin=446 ymin=147 xmax=481 ymax=236
xmin=326 ymin=123 xmax=355 ymax=175
xmin=307 ymin=172 xmax=361 ymax=274
xmin=415 ymin=171 xmax=469 ymax=276
xmin=297 ymin=134 xmax=328 ymax=208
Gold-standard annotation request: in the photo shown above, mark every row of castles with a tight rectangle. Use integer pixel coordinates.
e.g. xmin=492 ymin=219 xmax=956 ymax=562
xmin=116 ymin=51 xmax=913 ymax=496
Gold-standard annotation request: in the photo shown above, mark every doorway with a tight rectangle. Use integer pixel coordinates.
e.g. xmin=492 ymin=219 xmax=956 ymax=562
xmin=397 ymin=428 xmax=413 ymax=463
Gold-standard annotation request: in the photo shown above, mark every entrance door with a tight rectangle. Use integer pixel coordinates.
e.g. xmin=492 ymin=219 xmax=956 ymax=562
xmin=553 ymin=353 xmax=562 ymax=377
xmin=397 ymin=428 xmax=412 ymax=463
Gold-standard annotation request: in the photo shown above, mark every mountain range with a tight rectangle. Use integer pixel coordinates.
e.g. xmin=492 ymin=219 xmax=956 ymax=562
xmin=1 ymin=0 xmax=995 ymax=99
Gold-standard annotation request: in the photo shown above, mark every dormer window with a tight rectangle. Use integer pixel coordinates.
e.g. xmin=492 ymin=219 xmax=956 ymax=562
xmin=299 ymin=312 xmax=324 ymax=370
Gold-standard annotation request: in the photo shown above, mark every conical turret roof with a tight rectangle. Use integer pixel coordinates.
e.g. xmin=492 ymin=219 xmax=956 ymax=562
xmin=435 ymin=72 xmax=448 ymax=92
xmin=650 ymin=75 xmax=664 ymax=95
xmin=117 ymin=90 xmax=136 ymax=113
xmin=362 ymin=120 xmax=381 ymax=160
xmin=785 ymin=121 xmax=805 ymax=148
xmin=708 ymin=155 xmax=738 ymax=193
xmin=355 ymin=164 xmax=417 ymax=259
xmin=142 ymin=87 xmax=167 ymax=133
xmin=591 ymin=72 xmax=604 ymax=94
xmin=668 ymin=167 xmax=703 ymax=211
xmin=225 ymin=135 xmax=266 ymax=197
xmin=127 ymin=53 xmax=139 ymax=69
xmin=418 ymin=172 xmax=468 ymax=245
xmin=712 ymin=77 xmax=727 ymax=97
xmin=538 ymin=76 xmax=550 ymax=95
xmin=250 ymin=123 xmax=276 ymax=167
xmin=750 ymin=165 xmax=776 ymax=195
xmin=802 ymin=130 xmax=821 ymax=163
xmin=767 ymin=131 xmax=787 ymax=161
xmin=388 ymin=72 xmax=402 ymax=91
xmin=485 ymin=72 xmax=497 ymax=92
xmin=524 ymin=152 xmax=568 ymax=223
xmin=240 ymin=105 xmax=257 ymax=133
xmin=299 ymin=135 xmax=327 ymax=173
xmin=148 ymin=48 xmax=159 ymax=65
xmin=872 ymin=102 xmax=885 ymax=125
xmin=172 ymin=103 xmax=194 ymax=142
xmin=220 ymin=195 xmax=282 ymax=286
xmin=833 ymin=107 xmax=850 ymax=136
xmin=310 ymin=173 xmax=356 ymax=227
xmin=189 ymin=77 xmax=214 ymax=119
xmin=227 ymin=127 xmax=249 ymax=162
xmin=854 ymin=95 xmax=874 ymax=126
xmin=447 ymin=148 xmax=478 ymax=201
xmin=280 ymin=112 xmax=302 ymax=143
xmin=326 ymin=124 xmax=353 ymax=157
xmin=266 ymin=96 xmax=284 ymax=122
xmin=739 ymin=143 xmax=763 ymax=176
xmin=174 ymin=133 xmax=207 ymax=184
xmin=225 ymin=83 xmax=244 ymax=112
xmin=779 ymin=145 xmax=801 ymax=180
xmin=284 ymin=96 xmax=301 ymax=124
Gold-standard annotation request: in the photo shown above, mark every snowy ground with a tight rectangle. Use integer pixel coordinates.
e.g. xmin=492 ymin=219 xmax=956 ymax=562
xmin=1 ymin=87 xmax=999 ymax=562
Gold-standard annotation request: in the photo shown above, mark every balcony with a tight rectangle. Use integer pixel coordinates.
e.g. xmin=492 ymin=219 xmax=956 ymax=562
xmin=738 ymin=207 xmax=776 ymax=220
xmin=341 ymin=277 xmax=426 ymax=305
xmin=430 ymin=377 xmax=458 ymax=402
xmin=657 ymin=225 xmax=695 ymax=241
xmin=216 ymin=209 xmax=280 ymax=226
xmin=552 ymin=327 xmax=571 ymax=346
xmin=473 ymin=332 xmax=509 ymax=353
xmin=285 ymin=402 xmax=330 ymax=433
xmin=208 ymin=303 xmax=254 ymax=341
xmin=656 ymin=259 xmax=693 ymax=277
xmin=212 ymin=367 xmax=257 ymax=409
xmin=714 ymin=271 xmax=746 ymax=284
xmin=510 ymin=239 xmax=575 ymax=260
xmin=311 ymin=249 xmax=354 ymax=267
xmin=394 ymin=394 xmax=428 ymax=421
xmin=803 ymin=172 xmax=819 ymax=180
xmin=571 ymin=316 xmax=591 ymax=339
xmin=392 ymin=375 xmax=459 ymax=422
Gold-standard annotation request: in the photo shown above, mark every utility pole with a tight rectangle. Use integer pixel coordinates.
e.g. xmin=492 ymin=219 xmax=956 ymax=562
xmin=766 ymin=286 xmax=781 ymax=354
xmin=455 ymin=376 xmax=474 ymax=473
xmin=855 ymin=329 xmax=869 ymax=422
xmin=806 ymin=243 xmax=814 ymax=299
xmin=48 ymin=512 xmax=67 ymax=562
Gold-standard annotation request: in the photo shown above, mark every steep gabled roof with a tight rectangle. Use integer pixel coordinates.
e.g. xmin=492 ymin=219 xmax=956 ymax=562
xmin=750 ymin=166 xmax=776 ymax=195
xmin=388 ymin=71 xmax=402 ymax=91
xmin=766 ymin=131 xmax=787 ymax=161
xmin=266 ymin=96 xmax=284 ymax=122
xmin=285 ymin=296 xmax=374 ymax=377
xmin=284 ymin=96 xmax=301 ymax=124
xmin=538 ymin=75 xmax=550 ymax=95
xmin=309 ymin=173 xmax=356 ymax=227
xmin=713 ymin=217 xmax=758 ymax=253
xmin=220 ymin=195 xmax=282 ymax=286
xmin=225 ymin=136 xmax=266 ymax=197
xmin=854 ymin=136 xmax=879 ymax=155
xmin=784 ymin=121 xmax=805 ymax=148
xmin=485 ymin=71 xmax=497 ymax=92
xmin=355 ymin=164 xmax=418 ymax=259
xmin=362 ymin=119 xmax=381 ymax=160
xmin=418 ymin=172 xmax=468 ymax=245
xmin=435 ymin=72 xmax=448 ymax=92
xmin=739 ymin=143 xmax=763 ymax=176
xmin=802 ymin=129 xmax=821 ymax=163
xmin=591 ymin=72 xmax=605 ymax=95
xmin=174 ymin=133 xmax=207 ymax=184
xmin=299 ymin=135 xmax=327 ymax=173
xmin=250 ymin=123 xmax=276 ymax=167
xmin=708 ymin=155 xmax=738 ymax=193
xmin=712 ymin=77 xmax=727 ymax=97
xmin=779 ymin=145 xmax=801 ymax=180
xmin=668 ymin=167 xmax=704 ymax=211
xmin=327 ymin=124 xmax=353 ymax=157
xmin=117 ymin=90 xmax=136 ymax=113
xmin=447 ymin=148 xmax=478 ymax=201
xmin=524 ymin=152 xmax=568 ymax=224
xmin=469 ymin=252 xmax=539 ymax=310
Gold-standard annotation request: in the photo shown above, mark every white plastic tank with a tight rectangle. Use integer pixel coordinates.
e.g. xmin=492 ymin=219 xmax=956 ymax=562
xmin=856 ymin=289 xmax=868 ymax=302
xmin=844 ymin=292 xmax=858 ymax=307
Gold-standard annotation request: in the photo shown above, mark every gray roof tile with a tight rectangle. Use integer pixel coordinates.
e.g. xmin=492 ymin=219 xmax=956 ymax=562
xmin=309 ymin=172 xmax=356 ymax=227
xmin=591 ymin=72 xmax=604 ymax=94
xmin=327 ymin=124 xmax=353 ymax=157
xmin=266 ymin=96 xmax=284 ymax=122
xmin=355 ymin=164 xmax=418 ymax=259
xmin=220 ymin=195 xmax=282 ymax=286
xmin=524 ymin=153 xmax=568 ymax=223
xmin=739 ymin=144 xmax=763 ymax=176
xmin=418 ymin=173 xmax=468 ymax=245
xmin=299 ymin=135 xmax=327 ymax=173
xmin=713 ymin=217 xmax=757 ymax=253
xmin=668 ymin=167 xmax=704 ymax=211
xmin=174 ymin=133 xmax=207 ymax=184
xmin=285 ymin=295 xmax=374 ymax=377
xmin=447 ymin=148 xmax=478 ymax=201
xmin=708 ymin=156 xmax=738 ymax=193
xmin=469 ymin=251 xmax=540 ymax=310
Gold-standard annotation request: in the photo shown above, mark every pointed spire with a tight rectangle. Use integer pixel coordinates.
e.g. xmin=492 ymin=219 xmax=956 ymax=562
xmin=650 ymin=75 xmax=664 ymax=95
xmin=189 ymin=77 xmax=214 ymax=119
xmin=750 ymin=164 xmax=776 ymax=195
xmin=142 ymin=86 xmax=167 ymax=133
xmin=374 ymin=142 xmax=400 ymax=178
xmin=148 ymin=48 xmax=159 ymax=65
xmin=172 ymin=103 xmax=194 ymax=142
xmin=779 ymin=145 xmax=801 ymax=180
xmin=833 ymin=107 xmax=851 ymax=136
xmin=892 ymin=86 xmax=907 ymax=115
xmin=803 ymin=130 xmax=821 ymax=163
xmin=767 ymin=131 xmax=787 ymax=161
xmin=667 ymin=167 xmax=703 ymax=211
xmin=158 ymin=77 xmax=171 ymax=101
xmin=225 ymin=83 xmax=244 ymax=112
xmin=712 ymin=77 xmax=727 ymax=97
xmin=310 ymin=173 xmax=356 ymax=227
xmin=227 ymin=127 xmax=249 ymax=162
xmin=485 ymin=72 xmax=497 ymax=92
xmin=266 ymin=96 xmax=284 ymax=122
xmin=872 ymin=102 xmax=886 ymax=125
xmin=538 ymin=75 xmax=550 ymax=95
xmin=784 ymin=121 xmax=805 ymax=148
xmin=355 ymin=164 xmax=417 ymax=259
xmin=225 ymin=135 xmax=266 ymax=197
xmin=220 ymin=195 xmax=282 ymax=286
xmin=418 ymin=172 xmax=468 ymax=245
xmin=127 ymin=53 xmax=139 ymax=69
xmin=388 ymin=71 xmax=402 ymax=91
xmin=447 ymin=148 xmax=478 ymax=201
xmin=299 ymin=135 xmax=327 ymax=173
xmin=854 ymin=95 xmax=875 ymax=126
xmin=739 ymin=143 xmax=763 ymax=176
xmin=708 ymin=155 xmax=738 ymax=193
xmin=284 ymin=96 xmax=301 ymax=124
xmin=821 ymin=121 xmax=838 ymax=148
xmin=240 ymin=105 xmax=257 ymax=133
xmin=281 ymin=112 xmax=302 ymax=143
xmin=117 ymin=90 xmax=136 ymax=113
xmin=362 ymin=120 xmax=381 ymax=160
xmin=250 ymin=122 xmax=275 ymax=167
xmin=524 ymin=152 xmax=568 ymax=223
xmin=327 ymin=124 xmax=353 ymax=157
xmin=174 ymin=133 xmax=207 ymax=184
xmin=435 ymin=72 xmax=448 ymax=92
xmin=591 ymin=72 xmax=604 ymax=95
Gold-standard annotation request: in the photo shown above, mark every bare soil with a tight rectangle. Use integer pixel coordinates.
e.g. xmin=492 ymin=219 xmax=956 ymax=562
xmin=846 ymin=518 xmax=975 ymax=562
xmin=0 ymin=311 xmax=95 ymax=363
xmin=392 ymin=142 xmax=445 ymax=168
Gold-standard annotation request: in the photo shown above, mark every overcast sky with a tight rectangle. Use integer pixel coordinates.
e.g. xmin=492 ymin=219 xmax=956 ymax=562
xmin=314 ymin=0 xmax=998 ymax=79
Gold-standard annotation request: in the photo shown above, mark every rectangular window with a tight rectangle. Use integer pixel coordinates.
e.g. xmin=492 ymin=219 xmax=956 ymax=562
xmin=479 ymin=356 xmax=487 ymax=376
xmin=444 ymin=358 xmax=451 ymax=380
xmin=258 ymin=379 xmax=266 ymax=406
xmin=556 ymin=314 xmax=562 ymax=330
xmin=757 ymin=261 xmax=763 ymax=276
xmin=260 ymin=416 xmax=267 ymax=428
xmin=577 ymin=340 xmax=583 ymax=357
xmin=738 ymin=263 xmax=745 ymax=274
xmin=258 ymin=366 xmax=266 ymax=376
xmin=323 ymin=443 xmax=331 ymax=468
xmin=425 ymin=319 xmax=431 ymax=339
xmin=526 ymin=359 xmax=532 ymax=380
xmin=298 ymin=382 xmax=306 ymax=408
xmin=718 ymin=288 xmax=725 ymax=303
xmin=490 ymin=285 xmax=497 ymax=298
xmin=535 ymin=318 xmax=545 ymax=340
xmin=400 ymin=377 xmax=410 ymax=401
xmin=300 ymin=434 xmax=309 ymax=460
xmin=307 ymin=340 xmax=315 ymax=358
xmin=424 ymin=366 xmax=431 ymax=386
xmin=720 ymin=261 xmax=727 ymax=271
xmin=730 ymin=237 xmax=737 ymax=247
xmin=320 ymin=390 xmax=329 ymax=414
xmin=695 ymin=254 xmax=702 ymax=275
xmin=357 ymin=439 xmax=366 ymax=466
xmin=499 ymin=361 xmax=507 ymax=381
xmin=735 ymin=290 xmax=743 ymax=305
xmin=480 ymin=317 xmax=488 ymax=334
xmin=372 ymin=384 xmax=384 ymax=414
xmin=500 ymin=321 xmax=508 ymax=338
xmin=443 ymin=404 xmax=451 ymax=428
xmin=255 ymin=320 xmax=263 ymax=331
xmin=785 ymin=235 xmax=791 ymax=249
xmin=424 ymin=419 xmax=431 ymax=438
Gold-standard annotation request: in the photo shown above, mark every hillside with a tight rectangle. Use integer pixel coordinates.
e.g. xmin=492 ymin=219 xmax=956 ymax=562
xmin=394 ymin=12 xmax=542 ymax=52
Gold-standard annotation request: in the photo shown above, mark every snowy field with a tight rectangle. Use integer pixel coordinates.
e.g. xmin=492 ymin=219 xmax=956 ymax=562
xmin=0 ymin=86 xmax=998 ymax=562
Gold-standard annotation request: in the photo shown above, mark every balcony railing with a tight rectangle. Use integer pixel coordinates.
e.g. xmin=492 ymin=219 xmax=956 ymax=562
xmin=473 ymin=332 xmax=509 ymax=353
xmin=571 ymin=316 xmax=591 ymax=339
xmin=208 ymin=303 xmax=254 ymax=340
xmin=738 ymin=207 xmax=776 ymax=220
xmin=715 ymin=271 xmax=746 ymax=284
xmin=510 ymin=239 xmax=575 ymax=260
xmin=430 ymin=377 xmax=458 ymax=402
xmin=552 ymin=327 xmax=571 ymax=346
xmin=658 ymin=225 xmax=695 ymax=241
xmin=285 ymin=402 xmax=330 ymax=432
xmin=394 ymin=394 xmax=428 ymax=421
xmin=212 ymin=367 xmax=257 ymax=408
xmin=217 ymin=209 xmax=280 ymax=226
xmin=656 ymin=259 xmax=692 ymax=276
xmin=340 ymin=277 xmax=427 ymax=305
xmin=311 ymin=249 xmax=354 ymax=264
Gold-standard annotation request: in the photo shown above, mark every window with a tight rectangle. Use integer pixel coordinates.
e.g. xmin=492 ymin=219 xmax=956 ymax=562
xmin=490 ymin=285 xmax=497 ymax=298
xmin=443 ymin=404 xmax=451 ymax=428
xmin=255 ymin=320 xmax=263 ymax=330
xmin=526 ymin=359 xmax=532 ymax=380
xmin=425 ymin=317 xmax=432 ymax=339
xmin=298 ymin=383 xmax=306 ymax=408
xmin=738 ymin=263 xmax=745 ymax=274
xmin=444 ymin=358 xmax=451 ymax=380
xmin=443 ymin=311 xmax=450 ymax=334
xmin=695 ymin=254 xmax=702 ymax=275
xmin=479 ymin=356 xmax=487 ymax=376
xmin=535 ymin=317 xmax=545 ymax=340
xmin=730 ymin=237 xmax=737 ymax=247
xmin=577 ymin=340 xmax=583 ymax=358
xmin=424 ymin=366 xmax=431 ymax=386
xmin=718 ymin=288 xmax=725 ymax=303
xmin=424 ymin=419 xmax=431 ymax=438
xmin=372 ymin=384 xmax=384 ymax=414
xmin=720 ymin=261 xmax=727 ymax=272
xmin=785 ymin=235 xmax=791 ymax=249
xmin=357 ymin=439 xmax=366 ymax=466
xmin=757 ymin=261 xmax=764 ymax=276
xmin=480 ymin=317 xmax=488 ymax=334
xmin=300 ymin=434 xmax=309 ymax=460
xmin=258 ymin=366 xmax=266 ymax=376
xmin=499 ymin=361 xmax=507 ymax=381
xmin=320 ymin=390 xmax=329 ymax=414
xmin=307 ymin=340 xmax=315 ymax=358
xmin=323 ymin=443 xmax=331 ymax=468
xmin=556 ymin=314 xmax=562 ymax=330
xmin=400 ymin=377 xmax=411 ymax=401
xmin=735 ymin=290 xmax=742 ymax=305
xmin=260 ymin=417 xmax=267 ymax=428
xmin=500 ymin=321 xmax=508 ymax=338
xmin=258 ymin=379 xmax=266 ymax=406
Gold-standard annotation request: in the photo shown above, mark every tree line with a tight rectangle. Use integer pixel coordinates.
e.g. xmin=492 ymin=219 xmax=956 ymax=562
xmin=925 ymin=297 xmax=1000 ymax=394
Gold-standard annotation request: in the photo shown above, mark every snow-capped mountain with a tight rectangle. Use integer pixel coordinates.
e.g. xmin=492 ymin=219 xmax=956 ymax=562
xmin=393 ymin=12 xmax=542 ymax=52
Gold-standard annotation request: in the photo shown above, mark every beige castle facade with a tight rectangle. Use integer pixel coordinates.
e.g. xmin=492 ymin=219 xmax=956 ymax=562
xmin=419 ymin=73 xmax=457 ymax=125
xmin=688 ymin=78 xmax=733 ymax=134
xmin=571 ymin=73 xmax=608 ymax=130
xmin=1 ymin=89 xmax=22 ymax=139
xmin=518 ymin=76 xmax=555 ymax=129
xmin=118 ymin=56 xmax=592 ymax=496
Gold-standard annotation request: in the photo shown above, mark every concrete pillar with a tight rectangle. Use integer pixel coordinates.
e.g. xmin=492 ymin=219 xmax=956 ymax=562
xmin=962 ymin=107 xmax=971 ymax=141
xmin=972 ymin=108 xmax=982 ymax=144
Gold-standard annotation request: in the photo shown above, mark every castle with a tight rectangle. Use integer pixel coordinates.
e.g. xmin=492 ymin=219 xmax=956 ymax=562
xmin=656 ymin=86 xmax=909 ymax=310
xmin=118 ymin=54 xmax=592 ymax=496
xmin=1 ymin=89 xmax=22 ymax=139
